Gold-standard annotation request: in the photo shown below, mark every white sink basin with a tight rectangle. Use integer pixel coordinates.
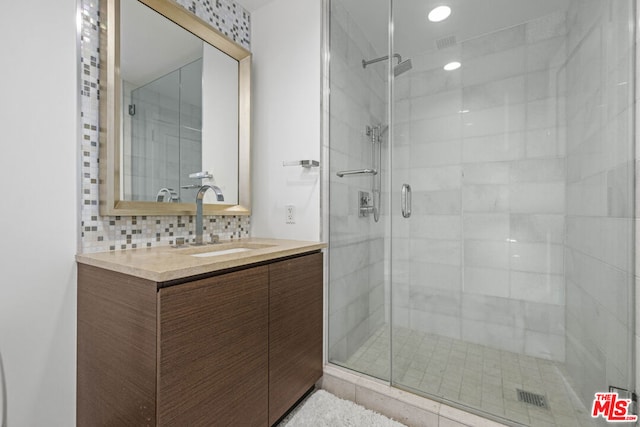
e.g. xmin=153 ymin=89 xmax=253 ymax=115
xmin=191 ymin=247 xmax=254 ymax=258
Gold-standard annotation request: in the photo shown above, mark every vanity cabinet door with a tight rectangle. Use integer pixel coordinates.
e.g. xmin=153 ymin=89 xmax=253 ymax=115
xmin=77 ymin=265 xmax=158 ymax=426
xmin=268 ymin=253 xmax=323 ymax=425
xmin=157 ymin=266 xmax=269 ymax=427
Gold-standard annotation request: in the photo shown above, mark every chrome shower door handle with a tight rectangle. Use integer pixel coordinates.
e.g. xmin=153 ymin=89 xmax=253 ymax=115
xmin=401 ymin=184 xmax=411 ymax=218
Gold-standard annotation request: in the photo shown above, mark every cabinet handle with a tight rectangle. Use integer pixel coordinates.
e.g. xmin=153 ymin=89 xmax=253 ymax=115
xmin=401 ymin=184 xmax=411 ymax=218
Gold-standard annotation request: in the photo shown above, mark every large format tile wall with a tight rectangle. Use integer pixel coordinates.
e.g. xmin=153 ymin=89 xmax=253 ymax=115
xmin=564 ymin=0 xmax=636 ymax=407
xmin=392 ymin=11 xmax=568 ymax=361
xmin=328 ymin=0 xmax=388 ymax=364
xmin=80 ymin=0 xmax=251 ymax=253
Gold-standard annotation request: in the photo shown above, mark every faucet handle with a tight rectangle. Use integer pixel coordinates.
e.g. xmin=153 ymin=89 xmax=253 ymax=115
xmin=210 ymin=234 xmax=220 ymax=244
xmin=172 ymin=237 xmax=187 ymax=248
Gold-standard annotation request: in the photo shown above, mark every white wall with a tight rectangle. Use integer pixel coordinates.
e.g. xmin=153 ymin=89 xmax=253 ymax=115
xmin=250 ymin=0 xmax=322 ymax=241
xmin=202 ymin=43 xmax=239 ymax=204
xmin=0 ymin=1 xmax=78 ymax=425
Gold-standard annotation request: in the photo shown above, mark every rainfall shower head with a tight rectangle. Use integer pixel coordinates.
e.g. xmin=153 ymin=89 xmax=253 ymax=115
xmin=394 ymin=59 xmax=412 ymax=77
xmin=362 ymin=53 xmax=413 ymax=77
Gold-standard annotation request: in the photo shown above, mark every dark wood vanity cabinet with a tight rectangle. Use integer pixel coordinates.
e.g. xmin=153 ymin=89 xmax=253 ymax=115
xmin=77 ymin=251 xmax=323 ymax=427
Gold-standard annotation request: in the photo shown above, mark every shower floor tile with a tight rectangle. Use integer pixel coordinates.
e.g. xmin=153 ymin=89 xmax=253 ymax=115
xmin=343 ymin=326 xmax=598 ymax=427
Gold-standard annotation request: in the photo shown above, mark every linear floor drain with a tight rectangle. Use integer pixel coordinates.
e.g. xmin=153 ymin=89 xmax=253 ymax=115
xmin=517 ymin=389 xmax=549 ymax=409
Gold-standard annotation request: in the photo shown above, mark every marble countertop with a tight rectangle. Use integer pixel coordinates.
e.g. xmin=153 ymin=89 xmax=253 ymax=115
xmin=76 ymin=238 xmax=326 ymax=282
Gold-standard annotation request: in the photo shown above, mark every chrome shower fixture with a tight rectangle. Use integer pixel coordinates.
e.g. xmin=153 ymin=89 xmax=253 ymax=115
xmin=362 ymin=53 xmax=413 ymax=77
xmin=393 ymin=58 xmax=413 ymax=76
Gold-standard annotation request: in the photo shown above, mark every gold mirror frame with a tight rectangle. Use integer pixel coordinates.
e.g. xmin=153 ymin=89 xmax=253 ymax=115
xmin=99 ymin=0 xmax=251 ymax=216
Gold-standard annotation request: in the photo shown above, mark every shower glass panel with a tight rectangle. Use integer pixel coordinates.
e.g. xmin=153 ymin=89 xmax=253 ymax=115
xmin=327 ymin=0 xmax=391 ymax=381
xmin=327 ymin=0 xmax=636 ymax=426
xmin=127 ymin=59 xmax=203 ymax=202
xmin=389 ymin=0 xmax=636 ymax=426
xmin=129 ymin=68 xmax=180 ymax=201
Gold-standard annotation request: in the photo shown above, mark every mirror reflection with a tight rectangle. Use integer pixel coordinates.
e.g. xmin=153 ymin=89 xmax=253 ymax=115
xmin=120 ymin=0 xmax=239 ymax=205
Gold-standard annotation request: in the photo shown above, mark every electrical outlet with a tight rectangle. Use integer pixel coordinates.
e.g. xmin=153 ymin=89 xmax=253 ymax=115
xmin=285 ymin=205 xmax=295 ymax=224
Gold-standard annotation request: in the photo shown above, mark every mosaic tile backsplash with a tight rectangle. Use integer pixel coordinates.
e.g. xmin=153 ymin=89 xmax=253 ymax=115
xmin=175 ymin=0 xmax=251 ymax=48
xmin=80 ymin=0 xmax=251 ymax=253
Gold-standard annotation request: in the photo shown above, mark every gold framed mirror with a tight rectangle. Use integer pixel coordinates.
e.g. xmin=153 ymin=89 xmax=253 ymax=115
xmin=99 ymin=0 xmax=251 ymax=216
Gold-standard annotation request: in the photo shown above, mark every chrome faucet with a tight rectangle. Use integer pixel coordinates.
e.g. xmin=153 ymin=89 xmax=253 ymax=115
xmin=156 ymin=187 xmax=177 ymax=202
xmin=194 ymin=185 xmax=224 ymax=245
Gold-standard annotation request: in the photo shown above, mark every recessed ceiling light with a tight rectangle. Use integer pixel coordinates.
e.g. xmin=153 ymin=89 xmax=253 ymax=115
xmin=444 ymin=61 xmax=461 ymax=71
xmin=428 ymin=5 xmax=451 ymax=22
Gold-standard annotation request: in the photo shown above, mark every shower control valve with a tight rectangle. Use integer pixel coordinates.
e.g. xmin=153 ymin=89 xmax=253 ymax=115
xmin=358 ymin=191 xmax=375 ymax=217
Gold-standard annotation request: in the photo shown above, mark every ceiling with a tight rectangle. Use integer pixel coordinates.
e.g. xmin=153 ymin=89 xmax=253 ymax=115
xmin=342 ymin=0 xmax=571 ymax=57
xmin=120 ymin=0 xmax=272 ymax=86
xmin=121 ymin=0 xmax=202 ymax=87
xmin=121 ymin=0 xmax=571 ymax=83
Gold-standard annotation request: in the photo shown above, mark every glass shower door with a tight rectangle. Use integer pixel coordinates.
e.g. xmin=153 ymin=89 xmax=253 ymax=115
xmin=389 ymin=0 xmax=636 ymax=426
xmin=130 ymin=69 xmax=181 ymax=201
xmin=127 ymin=59 xmax=203 ymax=203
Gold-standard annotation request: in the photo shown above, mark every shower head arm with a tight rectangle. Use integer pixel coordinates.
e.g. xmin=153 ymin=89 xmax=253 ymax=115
xmin=362 ymin=53 xmax=402 ymax=69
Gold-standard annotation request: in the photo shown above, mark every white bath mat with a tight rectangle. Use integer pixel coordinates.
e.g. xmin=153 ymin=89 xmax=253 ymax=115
xmin=278 ymin=389 xmax=407 ymax=427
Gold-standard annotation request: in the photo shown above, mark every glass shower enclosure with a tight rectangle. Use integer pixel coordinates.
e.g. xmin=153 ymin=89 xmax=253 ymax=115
xmin=327 ymin=0 xmax=636 ymax=425
xmin=123 ymin=59 xmax=203 ymax=203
